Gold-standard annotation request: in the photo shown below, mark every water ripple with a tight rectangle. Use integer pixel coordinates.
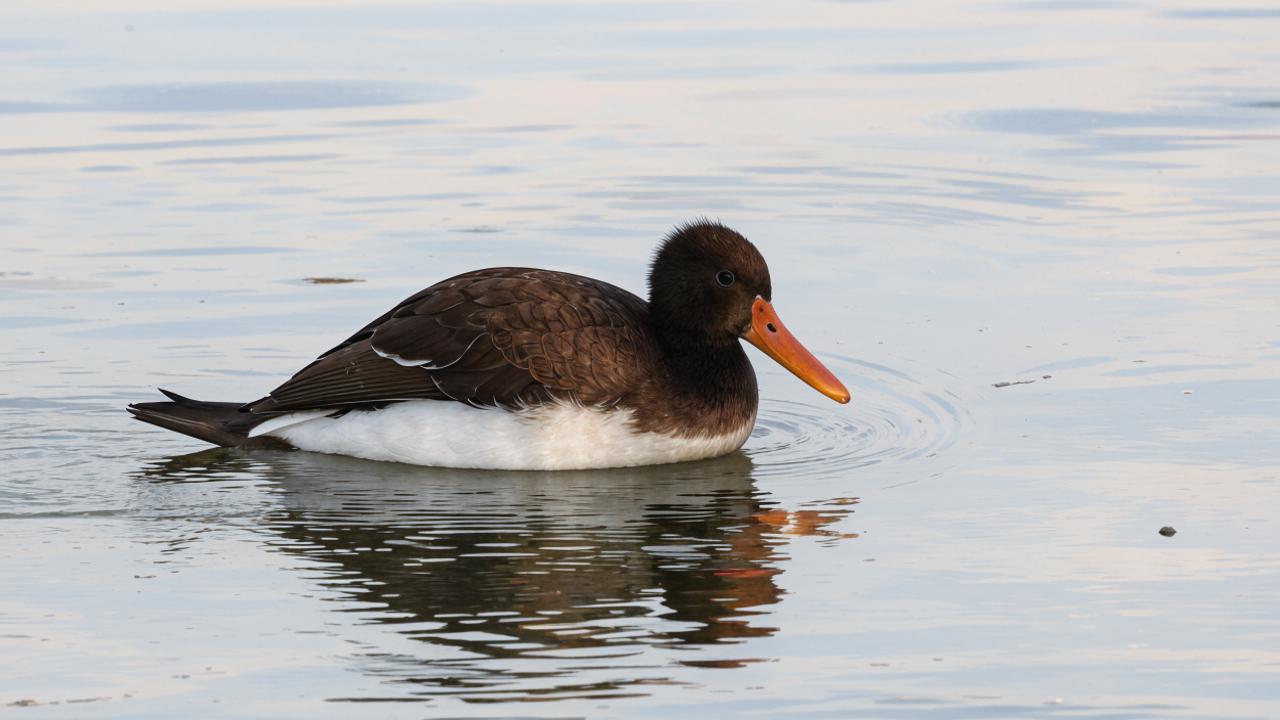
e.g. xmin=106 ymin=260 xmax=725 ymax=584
xmin=746 ymin=356 xmax=967 ymax=477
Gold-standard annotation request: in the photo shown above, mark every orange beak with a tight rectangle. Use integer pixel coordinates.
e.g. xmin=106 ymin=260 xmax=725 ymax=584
xmin=742 ymin=297 xmax=850 ymax=404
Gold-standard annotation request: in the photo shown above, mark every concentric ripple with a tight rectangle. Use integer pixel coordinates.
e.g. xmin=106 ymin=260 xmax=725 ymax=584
xmin=744 ymin=354 xmax=969 ymax=477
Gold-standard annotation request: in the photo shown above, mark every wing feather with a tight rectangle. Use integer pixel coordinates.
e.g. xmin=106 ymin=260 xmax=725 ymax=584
xmin=244 ymin=268 xmax=654 ymax=414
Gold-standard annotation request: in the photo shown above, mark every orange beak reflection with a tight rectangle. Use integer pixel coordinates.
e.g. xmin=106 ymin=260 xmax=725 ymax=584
xmin=742 ymin=297 xmax=851 ymax=404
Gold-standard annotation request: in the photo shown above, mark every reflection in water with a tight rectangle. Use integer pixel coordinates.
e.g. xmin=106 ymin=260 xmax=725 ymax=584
xmin=136 ymin=448 xmax=857 ymax=702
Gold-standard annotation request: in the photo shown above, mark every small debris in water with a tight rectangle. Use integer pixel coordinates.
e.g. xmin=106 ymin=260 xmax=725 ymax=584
xmin=303 ymin=277 xmax=365 ymax=285
xmin=993 ymin=378 xmax=1038 ymax=388
xmin=1159 ymin=526 xmax=1177 ymax=537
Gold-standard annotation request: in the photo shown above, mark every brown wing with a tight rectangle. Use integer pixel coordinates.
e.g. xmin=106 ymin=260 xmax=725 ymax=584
xmin=244 ymin=268 xmax=654 ymax=414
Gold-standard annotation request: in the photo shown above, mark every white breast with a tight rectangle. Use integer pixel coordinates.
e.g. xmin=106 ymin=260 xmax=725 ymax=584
xmin=253 ymin=400 xmax=755 ymax=471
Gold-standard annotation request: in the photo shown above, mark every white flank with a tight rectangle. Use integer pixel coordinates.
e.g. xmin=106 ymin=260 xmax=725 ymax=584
xmin=259 ymin=400 xmax=754 ymax=471
xmin=247 ymin=409 xmax=334 ymax=438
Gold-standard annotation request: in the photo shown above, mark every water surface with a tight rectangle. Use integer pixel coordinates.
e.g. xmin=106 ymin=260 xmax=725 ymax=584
xmin=2 ymin=1 xmax=1278 ymax=718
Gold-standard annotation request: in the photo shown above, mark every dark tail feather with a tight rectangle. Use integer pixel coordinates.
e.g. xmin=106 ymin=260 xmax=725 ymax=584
xmin=127 ymin=389 xmax=275 ymax=447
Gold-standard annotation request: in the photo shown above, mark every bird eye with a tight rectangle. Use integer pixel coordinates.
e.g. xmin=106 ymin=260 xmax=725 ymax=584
xmin=715 ymin=270 xmax=735 ymax=287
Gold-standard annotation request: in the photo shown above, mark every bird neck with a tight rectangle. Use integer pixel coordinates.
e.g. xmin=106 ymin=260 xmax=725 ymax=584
xmin=654 ymin=325 xmax=758 ymax=414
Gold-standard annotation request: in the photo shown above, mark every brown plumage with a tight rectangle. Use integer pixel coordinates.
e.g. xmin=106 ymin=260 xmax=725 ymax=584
xmin=244 ymin=268 xmax=654 ymax=414
xmin=128 ymin=221 xmax=849 ymax=467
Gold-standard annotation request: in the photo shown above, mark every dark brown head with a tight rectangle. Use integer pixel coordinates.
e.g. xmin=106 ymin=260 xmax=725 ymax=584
xmin=648 ymin=221 xmax=772 ymax=341
xmin=647 ymin=221 xmax=850 ymax=404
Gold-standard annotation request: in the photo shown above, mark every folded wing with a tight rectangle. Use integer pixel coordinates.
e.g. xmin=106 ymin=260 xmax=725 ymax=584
xmin=243 ymin=268 xmax=653 ymax=415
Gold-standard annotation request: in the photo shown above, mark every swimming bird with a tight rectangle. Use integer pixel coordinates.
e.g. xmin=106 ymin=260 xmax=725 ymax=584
xmin=128 ymin=221 xmax=850 ymax=470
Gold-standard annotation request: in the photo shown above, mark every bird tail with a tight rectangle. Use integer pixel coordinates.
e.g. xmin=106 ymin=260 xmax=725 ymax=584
xmin=127 ymin=389 xmax=277 ymax=447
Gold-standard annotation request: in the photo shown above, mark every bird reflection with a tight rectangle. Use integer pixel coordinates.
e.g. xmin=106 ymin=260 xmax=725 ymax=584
xmin=136 ymin=448 xmax=857 ymax=701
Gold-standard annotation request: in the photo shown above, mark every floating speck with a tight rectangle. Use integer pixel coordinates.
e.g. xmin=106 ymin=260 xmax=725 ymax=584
xmin=303 ymin=277 xmax=365 ymax=285
xmin=993 ymin=378 xmax=1037 ymax=388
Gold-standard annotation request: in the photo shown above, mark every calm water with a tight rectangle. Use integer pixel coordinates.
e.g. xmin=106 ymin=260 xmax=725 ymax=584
xmin=2 ymin=1 xmax=1279 ymax=717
